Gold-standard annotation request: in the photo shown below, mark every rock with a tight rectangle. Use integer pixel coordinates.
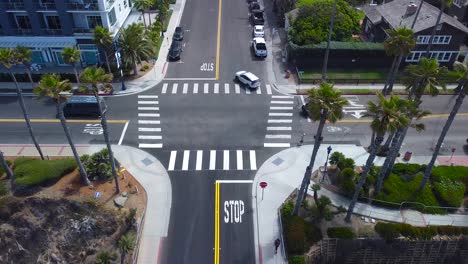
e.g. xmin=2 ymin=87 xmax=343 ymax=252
xmin=122 ymin=192 xmax=128 ymax=197
xmin=114 ymin=196 xmax=128 ymax=208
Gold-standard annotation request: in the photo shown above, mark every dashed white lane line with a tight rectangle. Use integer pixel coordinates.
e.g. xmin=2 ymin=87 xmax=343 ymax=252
xmin=264 ymin=143 xmax=291 ymax=148
xmin=138 ymin=113 xmax=160 ymax=117
xmin=168 ymin=151 xmax=177 ymax=171
xmin=138 ymin=127 xmax=161 ymax=132
xmin=196 ymin=150 xmax=203 ymax=171
xmin=236 ymin=150 xmax=243 ymax=170
xmin=249 ymin=150 xmax=257 ymax=170
xmin=269 ymin=113 xmax=293 ymax=117
xmin=210 ymin=150 xmax=216 ymax=170
xmin=138 ymin=135 xmax=162 ymax=139
xmin=265 ymin=135 xmax=291 ymax=139
xmin=223 ymin=150 xmax=229 ymax=170
xmin=267 ymin=126 xmax=292 ymax=131
xmin=182 ymin=150 xmax=190 ymax=171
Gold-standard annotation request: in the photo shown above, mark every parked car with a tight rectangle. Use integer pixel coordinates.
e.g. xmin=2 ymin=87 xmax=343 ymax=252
xmin=249 ymin=2 xmax=262 ymax=11
xmin=252 ymin=37 xmax=267 ymax=58
xmin=168 ymin=41 xmax=183 ymax=61
xmin=250 ymin=10 xmax=265 ymax=25
xmin=63 ymin=96 xmax=106 ymax=118
xmin=253 ymin=25 xmax=265 ymax=38
xmin=234 ymin=71 xmax=261 ymax=89
xmin=173 ymin=26 xmax=184 ymax=41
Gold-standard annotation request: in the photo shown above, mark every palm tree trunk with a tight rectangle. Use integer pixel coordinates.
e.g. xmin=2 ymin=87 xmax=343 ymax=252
xmin=321 ymin=0 xmax=338 ymax=81
xmin=424 ymin=7 xmax=444 ymax=57
xmin=72 ymin=64 xmax=80 ymax=85
xmin=9 ymin=70 xmax=45 ymax=160
xmin=386 ymin=54 xmax=404 ymax=94
xmin=369 ymin=129 xmax=376 ymax=149
xmin=57 ymin=102 xmax=90 ymax=185
xmin=345 ymin=135 xmax=384 ymax=222
xmin=141 ymin=11 xmax=147 ymax=28
xmin=383 ymin=56 xmax=398 ymax=96
xmin=382 ymin=125 xmax=409 ymax=180
xmin=120 ymin=252 xmax=126 ymax=264
xmin=382 ymin=131 xmax=395 ymax=152
xmin=24 ymin=64 xmax=35 ymax=89
xmin=293 ymin=112 xmax=327 ymax=215
xmin=419 ymin=88 xmax=466 ymax=191
xmin=148 ymin=10 xmax=152 ymax=26
xmin=94 ymin=92 xmax=120 ymax=193
xmin=103 ymin=50 xmax=112 ymax=73
xmin=0 ymin=151 xmax=13 ymax=179
xmin=375 ymin=128 xmax=402 ymax=194
xmin=132 ymin=57 xmax=138 ymax=75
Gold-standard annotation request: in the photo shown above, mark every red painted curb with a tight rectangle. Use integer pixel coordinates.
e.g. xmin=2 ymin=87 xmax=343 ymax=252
xmin=157 ymin=237 xmax=164 ymax=264
xmin=259 ymin=244 xmax=263 ymax=264
xmin=161 ymin=62 xmax=167 ymax=75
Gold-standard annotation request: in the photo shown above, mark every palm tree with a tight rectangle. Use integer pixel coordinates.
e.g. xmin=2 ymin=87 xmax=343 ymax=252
xmin=133 ymin=0 xmax=152 ymax=28
xmin=93 ymin=26 xmax=113 ymax=73
xmin=382 ymin=27 xmax=416 ymax=95
xmin=425 ymin=0 xmax=453 ymax=57
xmin=293 ymin=82 xmax=348 ymax=215
xmin=34 ymin=74 xmax=91 ymax=186
xmin=80 ymin=67 xmax=120 ymax=193
xmin=15 ymin=46 xmax=35 ymax=88
xmin=345 ymin=93 xmax=410 ymax=222
xmin=61 ymin=47 xmax=81 ymax=84
xmin=419 ymin=61 xmax=468 ymax=190
xmin=0 ymin=48 xmax=45 ymax=160
xmin=118 ymin=234 xmax=135 ymax=264
xmin=321 ymin=0 xmax=339 ymax=81
xmin=96 ymin=251 xmax=114 ymax=264
xmin=312 ymin=184 xmax=321 ymax=205
xmin=118 ymin=23 xmax=153 ymax=75
xmin=0 ymin=151 xmax=13 ymax=180
xmin=374 ymin=101 xmax=430 ymax=194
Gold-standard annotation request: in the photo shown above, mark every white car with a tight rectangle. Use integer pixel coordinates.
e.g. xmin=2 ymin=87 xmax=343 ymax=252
xmin=253 ymin=25 xmax=265 ymax=38
xmin=252 ymin=37 xmax=267 ymax=57
xmin=235 ymin=71 xmax=261 ymax=89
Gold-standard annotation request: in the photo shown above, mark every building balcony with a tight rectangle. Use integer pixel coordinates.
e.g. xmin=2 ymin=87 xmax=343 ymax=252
xmin=73 ymin=27 xmax=93 ymax=34
xmin=6 ymin=2 xmax=25 ymax=10
xmin=36 ymin=2 xmax=57 ymax=10
xmin=10 ymin=28 xmax=34 ymax=35
xmin=41 ymin=28 xmax=63 ymax=36
xmin=68 ymin=2 xmax=99 ymax=11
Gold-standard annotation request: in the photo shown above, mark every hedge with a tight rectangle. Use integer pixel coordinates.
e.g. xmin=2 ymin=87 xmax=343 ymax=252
xmin=432 ymin=166 xmax=468 ymax=187
xmin=375 ymin=222 xmax=468 ymax=241
xmin=433 ymin=178 xmax=465 ymax=208
xmin=288 ymin=255 xmax=305 ymax=264
xmin=327 ymin=227 xmax=356 ymax=239
xmin=392 ymin=163 xmax=426 ymax=176
xmin=13 ymin=158 xmax=77 ymax=186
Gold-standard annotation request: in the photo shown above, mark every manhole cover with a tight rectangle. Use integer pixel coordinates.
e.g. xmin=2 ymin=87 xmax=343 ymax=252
xmin=141 ymin=158 xmax=153 ymax=166
xmin=272 ymin=157 xmax=284 ymax=166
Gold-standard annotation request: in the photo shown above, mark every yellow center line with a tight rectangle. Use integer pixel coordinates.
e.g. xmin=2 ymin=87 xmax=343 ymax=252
xmin=215 ymin=0 xmax=223 ymax=80
xmin=0 ymin=119 xmax=128 ymax=124
xmin=214 ymin=182 xmax=220 ymax=264
xmin=337 ymin=113 xmax=468 ymax=123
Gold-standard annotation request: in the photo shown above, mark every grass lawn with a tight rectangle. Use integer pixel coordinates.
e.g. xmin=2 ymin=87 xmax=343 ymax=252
xmin=300 ymin=68 xmax=388 ymax=80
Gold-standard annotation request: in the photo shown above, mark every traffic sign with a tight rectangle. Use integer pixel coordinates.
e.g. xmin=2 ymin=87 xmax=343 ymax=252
xmin=260 ymin=181 xmax=267 ymax=188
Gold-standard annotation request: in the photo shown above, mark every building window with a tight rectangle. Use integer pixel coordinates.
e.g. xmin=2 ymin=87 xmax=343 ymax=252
xmin=416 ymin=35 xmax=430 ymax=44
xmin=432 ymin=35 xmax=451 ymax=44
xmin=428 ymin=51 xmax=453 ymax=62
xmin=453 ymin=0 xmax=466 ymax=7
xmin=15 ymin=15 xmax=32 ymax=29
xmin=87 ymin=15 xmax=103 ymax=29
xmin=108 ymin=8 xmax=117 ymax=25
xmin=45 ymin=15 xmax=61 ymax=29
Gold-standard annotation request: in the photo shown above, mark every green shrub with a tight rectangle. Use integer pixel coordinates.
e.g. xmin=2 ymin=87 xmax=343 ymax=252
xmin=13 ymin=157 xmax=36 ymax=168
xmin=432 ymin=166 xmax=468 ymax=184
xmin=375 ymin=222 xmax=400 ymax=241
xmin=288 ymin=255 xmax=305 ymax=264
xmin=375 ymin=223 xmax=468 ymax=240
xmin=339 ymin=158 xmax=355 ymax=171
xmin=0 ymin=181 xmax=8 ymax=196
xmin=437 ymin=225 xmax=468 ymax=236
xmin=81 ymin=149 xmax=112 ymax=181
xmin=330 ymin=152 xmax=345 ymax=166
xmin=433 ymin=178 xmax=465 ymax=208
xmin=285 ymin=216 xmax=306 ymax=255
xmin=327 ymin=227 xmax=356 ymax=239
xmin=13 ymin=158 xmax=77 ymax=186
xmin=281 ymin=201 xmax=294 ymax=221
xmin=305 ymin=222 xmax=323 ymax=245
xmin=340 ymin=177 xmax=356 ymax=197
xmin=392 ymin=163 xmax=424 ymax=176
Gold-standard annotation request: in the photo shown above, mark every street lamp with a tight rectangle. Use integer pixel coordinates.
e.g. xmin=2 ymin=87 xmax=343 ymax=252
xmin=113 ymin=39 xmax=126 ymax=91
xmin=321 ymin=146 xmax=332 ymax=183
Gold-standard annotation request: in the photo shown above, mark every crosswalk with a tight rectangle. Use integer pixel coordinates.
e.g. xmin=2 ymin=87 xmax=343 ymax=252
xmin=167 ymin=149 xmax=257 ymax=171
xmin=160 ymin=82 xmax=273 ymax=95
xmin=137 ymin=95 xmax=163 ymax=148
xmin=264 ymin=95 xmax=295 ymax=148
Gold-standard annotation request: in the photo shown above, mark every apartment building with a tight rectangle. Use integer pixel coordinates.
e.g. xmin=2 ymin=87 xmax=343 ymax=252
xmin=0 ymin=0 xmax=137 ymax=67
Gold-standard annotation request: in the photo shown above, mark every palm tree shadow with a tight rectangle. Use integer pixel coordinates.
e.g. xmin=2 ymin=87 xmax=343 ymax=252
xmin=463 ymin=145 xmax=468 ymax=155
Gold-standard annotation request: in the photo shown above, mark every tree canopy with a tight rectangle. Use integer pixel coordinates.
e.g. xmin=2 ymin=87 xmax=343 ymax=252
xmin=289 ymin=0 xmax=362 ymax=46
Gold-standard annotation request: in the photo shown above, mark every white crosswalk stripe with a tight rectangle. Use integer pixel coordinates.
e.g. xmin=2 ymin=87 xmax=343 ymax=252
xmin=265 ymin=134 xmax=291 ymax=139
xmin=269 ymin=113 xmax=293 ymax=116
xmin=204 ymin=83 xmax=209 ymax=93
xmin=166 ymin=150 xmax=257 ymax=171
xmin=137 ymin=96 xmax=163 ymax=149
xmin=139 ymin=135 xmax=162 ymax=139
xmin=183 ymin=83 xmax=188 ymax=94
xmin=138 ymin=113 xmax=160 ymax=117
xmin=138 ymin=101 xmax=158 ymax=104
xmin=235 ymin=84 xmax=240 ymax=94
xmin=139 ymin=127 xmax=161 ymax=132
xmin=264 ymin=96 xmax=295 ymax=148
xmin=139 ymin=143 xmax=163 ymax=148
xmin=162 ymin=83 xmax=168 ymax=94
xmin=172 ymin=83 xmax=178 ymax=94
xmin=270 ymin=106 xmax=293 ymax=110
xmin=158 ymin=82 xmax=276 ymax=95
xmin=267 ymin=126 xmax=292 ymax=131
xmin=264 ymin=143 xmax=291 ymax=148
xmin=138 ymin=95 xmax=158 ymax=98
xmin=214 ymin=83 xmax=219 ymax=94
xmin=268 ymin=119 xmax=293 ymax=123
xmin=225 ymin=83 xmax=230 ymax=94
xmin=193 ymin=83 xmax=199 ymax=94
xmin=266 ymin=84 xmax=272 ymax=95
xmin=271 ymin=101 xmax=293 ymax=104
xmin=138 ymin=120 xmax=160 ymax=124
xmin=138 ymin=107 xmax=159 ymax=111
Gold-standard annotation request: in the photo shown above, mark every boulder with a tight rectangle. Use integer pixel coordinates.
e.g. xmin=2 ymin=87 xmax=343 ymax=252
xmin=114 ymin=196 xmax=128 ymax=208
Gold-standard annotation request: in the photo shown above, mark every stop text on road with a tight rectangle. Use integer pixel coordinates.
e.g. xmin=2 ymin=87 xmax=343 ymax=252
xmin=200 ymin=62 xmax=214 ymax=71
xmin=224 ymin=200 xmax=244 ymax=223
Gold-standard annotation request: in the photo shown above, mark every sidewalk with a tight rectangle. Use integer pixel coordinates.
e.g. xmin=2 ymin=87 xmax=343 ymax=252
xmin=0 ymin=144 xmax=172 ymax=264
xmin=0 ymin=0 xmax=187 ymax=97
xmin=252 ymin=144 xmax=468 ymax=264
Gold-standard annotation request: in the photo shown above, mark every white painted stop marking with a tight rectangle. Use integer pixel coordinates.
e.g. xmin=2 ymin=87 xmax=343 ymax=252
xmin=223 ymin=200 xmax=244 ymax=223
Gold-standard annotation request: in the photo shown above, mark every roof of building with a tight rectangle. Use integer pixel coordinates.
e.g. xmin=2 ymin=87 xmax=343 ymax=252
xmin=362 ymin=0 xmax=468 ymax=34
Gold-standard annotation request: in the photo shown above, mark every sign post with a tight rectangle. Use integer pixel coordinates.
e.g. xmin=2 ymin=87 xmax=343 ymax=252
xmin=259 ymin=181 xmax=268 ymax=201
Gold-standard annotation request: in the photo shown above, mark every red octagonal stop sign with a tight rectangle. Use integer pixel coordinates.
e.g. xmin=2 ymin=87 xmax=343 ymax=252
xmin=260 ymin=181 xmax=268 ymax=188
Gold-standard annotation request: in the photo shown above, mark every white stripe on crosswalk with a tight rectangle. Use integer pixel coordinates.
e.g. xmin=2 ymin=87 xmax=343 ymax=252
xmin=138 ymin=95 xmax=158 ymax=98
xmin=196 ymin=150 xmax=203 ymax=171
xmin=193 ymin=83 xmax=199 ymax=94
xmin=250 ymin=150 xmax=257 ymax=170
xmin=183 ymin=83 xmax=188 ymax=94
xmin=265 ymin=135 xmax=291 ymax=139
xmin=268 ymin=119 xmax=292 ymax=123
xmin=204 ymin=83 xmax=209 ymax=93
xmin=138 ymin=101 xmax=158 ymax=104
xmin=266 ymin=85 xmax=272 ymax=95
xmin=267 ymin=126 xmax=292 ymax=131
xmin=271 ymin=101 xmax=293 ymax=104
xmin=223 ymin=150 xmax=229 ymax=170
xmin=264 ymin=143 xmax=291 ymax=148
xmin=214 ymin=83 xmax=219 ymax=94
xmin=172 ymin=83 xmax=178 ymax=94
xmin=269 ymin=113 xmax=293 ymax=116
xmin=139 ymin=127 xmax=161 ymax=132
xmin=138 ymin=135 xmax=162 ymax=139
xmin=182 ymin=150 xmax=190 ymax=170
xmin=138 ymin=120 xmax=161 ymax=124
xmin=225 ymin=83 xmax=230 ymax=94
xmin=162 ymin=83 xmax=168 ymax=94
xmin=272 ymin=95 xmax=293 ymax=99
xmin=236 ymin=150 xmax=243 ymax=170
xmin=235 ymin=84 xmax=240 ymax=94
xmin=139 ymin=143 xmax=163 ymax=148
xmin=256 ymin=87 xmax=261 ymax=94
xmin=138 ymin=113 xmax=160 ymax=117
xmin=270 ymin=106 xmax=293 ymax=110
xmin=246 ymin=88 xmax=251 ymax=94
xmin=210 ymin=150 xmax=216 ymax=170
xmin=168 ymin=151 xmax=177 ymax=171
xmin=138 ymin=107 xmax=159 ymax=111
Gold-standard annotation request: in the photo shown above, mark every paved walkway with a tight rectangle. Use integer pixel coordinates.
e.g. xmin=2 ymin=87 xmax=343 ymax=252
xmin=252 ymin=144 xmax=468 ymax=264
xmin=0 ymin=144 xmax=172 ymax=264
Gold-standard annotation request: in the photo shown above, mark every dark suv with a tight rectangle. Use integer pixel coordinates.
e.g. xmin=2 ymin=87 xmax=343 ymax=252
xmin=168 ymin=41 xmax=183 ymax=61
xmin=250 ymin=10 xmax=265 ymax=25
xmin=173 ymin=26 xmax=184 ymax=41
